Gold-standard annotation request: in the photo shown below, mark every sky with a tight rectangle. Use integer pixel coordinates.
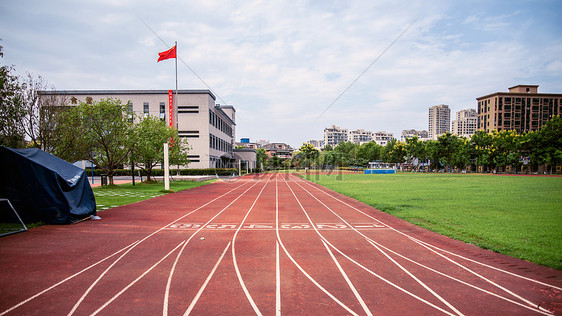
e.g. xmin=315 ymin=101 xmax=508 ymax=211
xmin=1 ymin=0 xmax=561 ymax=148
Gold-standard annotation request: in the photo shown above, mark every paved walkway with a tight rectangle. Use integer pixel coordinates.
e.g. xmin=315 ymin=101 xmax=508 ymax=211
xmin=1 ymin=173 xmax=561 ymax=315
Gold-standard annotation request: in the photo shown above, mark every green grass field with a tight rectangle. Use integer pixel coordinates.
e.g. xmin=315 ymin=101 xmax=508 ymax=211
xmin=301 ymin=173 xmax=562 ymax=270
xmin=93 ymin=180 xmax=214 ymax=211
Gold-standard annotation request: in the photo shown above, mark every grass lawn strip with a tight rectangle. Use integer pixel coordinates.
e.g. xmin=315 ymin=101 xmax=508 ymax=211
xmin=93 ymin=180 xmax=214 ymax=212
xmin=302 ymin=173 xmax=562 ymax=270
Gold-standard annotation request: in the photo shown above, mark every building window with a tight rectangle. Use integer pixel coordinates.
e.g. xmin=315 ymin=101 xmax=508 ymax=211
xmin=143 ymin=102 xmax=149 ymax=118
xmin=160 ymin=102 xmax=165 ymax=121
xmin=127 ymin=101 xmax=134 ymax=123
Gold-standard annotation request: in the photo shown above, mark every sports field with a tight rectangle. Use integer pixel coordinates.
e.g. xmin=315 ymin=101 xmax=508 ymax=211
xmin=302 ymin=172 xmax=562 ymax=270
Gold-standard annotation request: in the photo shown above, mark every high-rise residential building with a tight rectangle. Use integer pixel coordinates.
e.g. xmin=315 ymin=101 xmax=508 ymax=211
xmin=373 ymin=131 xmax=394 ymax=146
xmin=452 ymin=108 xmax=477 ymax=137
xmin=476 ymin=85 xmax=562 ymax=133
xmin=428 ymin=104 xmax=451 ymax=140
xmin=324 ymin=125 xmax=348 ymax=147
xmin=348 ymin=129 xmax=373 ymax=144
xmin=38 ymin=89 xmax=236 ymax=169
xmin=401 ymin=129 xmax=429 ymax=142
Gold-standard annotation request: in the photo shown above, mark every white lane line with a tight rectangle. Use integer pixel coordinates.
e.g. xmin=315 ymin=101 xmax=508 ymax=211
xmin=67 ymin=240 xmax=143 ymax=316
xmin=410 ymin=238 xmax=554 ymax=314
xmin=0 ymin=241 xmax=139 ymax=316
xmin=163 ymin=178 xmax=263 ymax=315
xmin=231 ymin=175 xmax=274 ymax=316
xmin=91 ymin=240 xmax=186 ymax=316
xmin=295 ymin=176 xmax=554 ymax=315
xmin=321 ymin=240 xmax=373 ymax=316
xmin=295 ymin=176 xmax=558 ymax=313
xmin=295 ymin=177 xmax=562 ymax=291
xmin=276 ymin=241 xmax=281 ymax=316
xmin=290 ymin=179 xmax=464 ymax=316
xmin=283 ymin=178 xmax=457 ymax=316
xmin=68 ymin=181 xmax=252 ymax=316
xmin=275 ymin=176 xmax=360 ymax=316
xmin=374 ymin=238 xmax=554 ymax=315
xmin=184 ymin=242 xmax=231 ymax=315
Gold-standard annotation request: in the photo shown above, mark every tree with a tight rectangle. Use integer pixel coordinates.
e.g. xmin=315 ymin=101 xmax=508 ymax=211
xmin=0 ymin=42 xmax=25 ymax=148
xmin=131 ymin=115 xmax=188 ymax=182
xmin=405 ymin=136 xmax=425 ymax=170
xmin=470 ymin=130 xmax=493 ymax=171
xmin=70 ymin=98 xmax=133 ymax=185
xmin=436 ymin=132 xmax=460 ymax=172
xmin=334 ymin=142 xmax=358 ymax=166
xmin=323 ymin=144 xmax=333 ymax=151
xmin=382 ymin=139 xmax=406 ymax=164
xmin=356 ymin=141 xmax=383 ymax=163
xmin=537 ymin=116 xmax=562 ymax=173
xmin=256 ymin=148 xmax=267 ymax=171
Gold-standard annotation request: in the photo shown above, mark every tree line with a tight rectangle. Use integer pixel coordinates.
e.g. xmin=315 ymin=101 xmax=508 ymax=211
xmin=290 ymin=117 xmax=561 ymax=174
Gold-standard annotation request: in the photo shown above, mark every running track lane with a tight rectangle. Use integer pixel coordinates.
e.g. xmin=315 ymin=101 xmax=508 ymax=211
xmin=0 ymin=173 xmax=561 ymax=315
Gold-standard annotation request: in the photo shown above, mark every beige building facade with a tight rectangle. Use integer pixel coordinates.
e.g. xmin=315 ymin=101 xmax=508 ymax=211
xmin=324 ymin=125 xmax=348 ymax=147
xmin=452 ymin=108 xmax=477 ymax=137
xmin=428 ymin=104 xmax=451 ymax=140
xmin=38 ymin=89 xmax=236 ymax=169
xmin=476 ymin=85 xmax=562 ymax=133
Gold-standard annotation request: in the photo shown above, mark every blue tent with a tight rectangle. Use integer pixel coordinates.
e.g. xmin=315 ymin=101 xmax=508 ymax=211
xmin=0 ymin=147 xmax=96 ymax=224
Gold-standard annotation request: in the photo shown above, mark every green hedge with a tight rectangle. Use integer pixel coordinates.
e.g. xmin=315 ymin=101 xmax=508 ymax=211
xmin=88 ymin=168 xmax=237 ymax=176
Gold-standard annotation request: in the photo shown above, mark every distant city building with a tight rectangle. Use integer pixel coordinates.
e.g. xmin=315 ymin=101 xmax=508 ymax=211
xmin=235 ymin=138 xmax=258 ymax=149
xmin=373 ymin=131 xmax=394 ymax=146
xmin=306 ymin=139 xmax=325 ymax=149
xmin=428 ymin=104 xmax=451 ymax=140
xmin=262 ymin=142 xmax=294 ymax=159
xmin=348 ymin=129 xmax=373 ymax=144
xmin=324 ymin=125 xmax=348 ymax=147
xmin=401 ymin=129 xmax=429 ymax=142
xmin=476 ymin=85 xmax=562 ymax=133
xmin=452 ymin=108 xmax=477 ymax=137
xmin=38 ymin=89 xmax=235 ymax=169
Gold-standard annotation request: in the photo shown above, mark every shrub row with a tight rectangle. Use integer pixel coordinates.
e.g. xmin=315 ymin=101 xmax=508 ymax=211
xmin=88 ymin=168 xmax=238 ymax=177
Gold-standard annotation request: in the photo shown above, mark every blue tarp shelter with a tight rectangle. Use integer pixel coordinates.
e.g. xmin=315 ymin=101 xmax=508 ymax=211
xmin=0 ymin=147 xmax=96 ymax=224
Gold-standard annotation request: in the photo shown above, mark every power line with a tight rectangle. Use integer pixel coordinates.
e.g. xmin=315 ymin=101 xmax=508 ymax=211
xmin=315 ymin=19 xmax=418 ymax=122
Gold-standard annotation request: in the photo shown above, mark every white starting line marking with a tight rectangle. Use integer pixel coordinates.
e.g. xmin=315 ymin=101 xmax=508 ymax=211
xmin=166 ymin=223 xmax=387 ymax=230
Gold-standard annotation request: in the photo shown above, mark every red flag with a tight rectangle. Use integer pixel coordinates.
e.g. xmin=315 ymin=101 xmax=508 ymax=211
xmin=157 ymin=46 xmax=176 ymax=62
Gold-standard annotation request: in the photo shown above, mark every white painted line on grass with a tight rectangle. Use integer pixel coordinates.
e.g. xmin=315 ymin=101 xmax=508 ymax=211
xmin=184 ymin=242 xmax=231 ymax=315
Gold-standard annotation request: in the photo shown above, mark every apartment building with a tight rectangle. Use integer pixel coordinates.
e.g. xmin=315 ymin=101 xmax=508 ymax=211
xmin=373 ymin=131 xmax=394 ymax=146
xmin=38 ymin=89 xmax=235 ymax=169
xmin=476 ymin=85 xmax=562 ymax=133
xmin=428 ymin=104 xmax=451 ymax=140
xmin=348 ymin=129 xmax=373 ymax=144
xmin=452 ymin=108 xmax=477 ymax=137
xmin=324 ymin=125 xmax=348 ymax=147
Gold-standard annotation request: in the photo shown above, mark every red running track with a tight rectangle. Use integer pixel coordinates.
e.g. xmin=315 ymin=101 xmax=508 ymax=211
xmin=0 ymin=173 xmax=561 ymax=315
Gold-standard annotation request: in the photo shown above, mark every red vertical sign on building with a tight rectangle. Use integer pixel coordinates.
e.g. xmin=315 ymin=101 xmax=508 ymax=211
xmin=168 ymin=90 xmax=173 ymax=127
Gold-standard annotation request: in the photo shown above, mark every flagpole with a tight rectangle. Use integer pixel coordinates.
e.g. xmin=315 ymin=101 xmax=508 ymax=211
xmin=174 ymin=41 xmax=178 ymax=129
